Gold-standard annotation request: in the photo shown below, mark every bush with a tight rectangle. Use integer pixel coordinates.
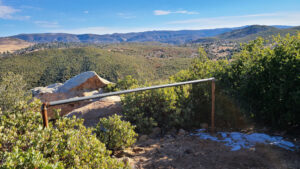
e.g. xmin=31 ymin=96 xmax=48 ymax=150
xmin=122 ymin=86 xmax=190 ymax=133
xmin=104 ymin=75 xmax=139 ymax=92
xmin=121 ymin=47 xmax=232 ymax=133
xmin=0 ymin=72 xmax=27 ymax=112
xmin=0 ymin=74 xmax=128 ymax=168
xmin=1 ymin=147 xmax=63 ymax=168
xmin=221 ymin=34 xmax=300 ymax=128
xmin=95 ymin=115 xmax=137 ymax=151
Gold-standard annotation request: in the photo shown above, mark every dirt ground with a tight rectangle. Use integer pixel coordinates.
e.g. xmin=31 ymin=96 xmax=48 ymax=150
xmin=116 ymin=132 xmax=300 ymax=169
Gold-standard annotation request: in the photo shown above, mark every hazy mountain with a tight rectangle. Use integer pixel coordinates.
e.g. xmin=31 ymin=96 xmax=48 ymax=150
xmin=272 ymin=25 xmax=294 ymax=29
xmin=5 ymin=25 xmax=298 ymax=45
xmin=193 ymin=25 xmax=300 ymax=43
xmin=10 ymin=28 xmax=241 ymax=44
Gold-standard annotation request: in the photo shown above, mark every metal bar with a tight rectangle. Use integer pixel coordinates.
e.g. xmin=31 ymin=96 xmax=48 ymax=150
xmin=48 ymin=77 xmax=215 ymax=106
xmin=41 ymin=77 xmax=215 ymax=129
xmin=41 ymin=103 xmax=49 ymax=128
xmin=211 ymin=79 xmax=215 ymax=133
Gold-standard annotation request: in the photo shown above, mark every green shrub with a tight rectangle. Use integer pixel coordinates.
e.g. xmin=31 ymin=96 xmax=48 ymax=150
xmin=122 ymin=86 xmax=187 ymax=133
xmin=1 ymin=147 xmax=63 ymax=169
xmin=120 ymin=46 xmax=247 ymax=132
xmin=221 ymin=34 xmax=300 ymax=128
xmin=104 ymin=75 xmax=139 ymax=92
xmin=95 ymin=115 xmax=137 ymax=151
xmin=0 ymin=74 xmax=128 ymax=168
xmin=0 ymin=72 xmax=27 ymax=112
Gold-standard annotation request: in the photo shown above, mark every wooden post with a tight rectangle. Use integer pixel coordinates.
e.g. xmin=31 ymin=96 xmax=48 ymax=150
xmin=211 ymin=79 xmax=215 ymax=133
xmin=41 ymin=103 xmax=49 ymax=128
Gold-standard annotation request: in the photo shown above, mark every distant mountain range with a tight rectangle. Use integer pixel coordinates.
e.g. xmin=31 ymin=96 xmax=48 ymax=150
xmin=5 ymin=25 xmax=300 ymax=45
xmin=10 ymin=28 xmax=239 ymax=44
xmin=192 ymin=25 xmax=300 ymax=43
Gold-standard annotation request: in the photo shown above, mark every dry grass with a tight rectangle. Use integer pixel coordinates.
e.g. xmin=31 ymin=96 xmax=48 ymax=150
xmin=0 ymin=38 xmax=33 ymax=53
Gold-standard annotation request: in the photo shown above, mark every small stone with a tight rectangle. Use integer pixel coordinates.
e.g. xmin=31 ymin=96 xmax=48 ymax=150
xmin=149 ymin=127 xmax=161 ymax=138
xmin=177 ymin=129 xmax=186 ymax=136
xmin=193 ymin=151 xmax=200 ymax=156
xmin=164 ymin=134 xmax=173 ymax=139
xmin=133 ymin=147 xmax=144 ymax=153
xmin=145 ymin=139 xmax=155 ymax=145
xmin=139 ymin=135 xmax=149 ymax=142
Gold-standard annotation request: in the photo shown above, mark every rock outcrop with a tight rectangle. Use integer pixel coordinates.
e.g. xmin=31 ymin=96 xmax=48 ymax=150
xmin=57 ymin=71 xmax=110 ymax=93
xmin=32 ymin=71 xmax=121 ymax=126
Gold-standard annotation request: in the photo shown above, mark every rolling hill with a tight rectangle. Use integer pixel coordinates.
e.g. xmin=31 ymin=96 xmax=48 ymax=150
xmin=193 ymin=25 xmax=300 ymax=43
xmin=0 ymin=45 xmax=195 ymax=88
xmin=0 ymin=38 xmax=33 ymax=53
xmin=10 ymin=28 xmax=240 ymax=44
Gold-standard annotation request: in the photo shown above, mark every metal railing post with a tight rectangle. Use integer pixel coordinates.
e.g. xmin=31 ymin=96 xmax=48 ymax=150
xmin=211 ymin=79 xmax=215 ymax=133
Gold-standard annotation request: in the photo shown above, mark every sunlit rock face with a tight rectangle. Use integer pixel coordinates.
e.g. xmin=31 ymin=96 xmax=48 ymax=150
xmin=57 ymin=71 xmax=110 ymax=93
xmin=31 ymin=71 xmax=121 ymax=125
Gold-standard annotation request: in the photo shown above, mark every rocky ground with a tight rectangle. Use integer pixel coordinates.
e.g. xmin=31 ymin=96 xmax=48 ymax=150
xmin=116 ymin=129 xmax=300 ymax=169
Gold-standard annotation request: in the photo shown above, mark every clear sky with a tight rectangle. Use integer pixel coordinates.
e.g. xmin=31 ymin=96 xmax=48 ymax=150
xmin=1 ymin=0 xmax=300 ymax=36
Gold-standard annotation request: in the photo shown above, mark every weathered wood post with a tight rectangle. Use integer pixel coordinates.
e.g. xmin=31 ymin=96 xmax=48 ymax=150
xmin=211 ymin=78 xmax=215 ymax=133
xmin=41 ymin=103 xmax=49 ymax=128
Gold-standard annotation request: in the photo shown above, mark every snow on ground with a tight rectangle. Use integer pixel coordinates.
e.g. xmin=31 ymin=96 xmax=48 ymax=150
xmin=192 ymin=129 xmax=297 ymax=151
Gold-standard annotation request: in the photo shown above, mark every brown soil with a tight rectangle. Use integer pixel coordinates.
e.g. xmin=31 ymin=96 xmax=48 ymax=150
xmin=117 ymin=134 xmax=300 ymax=169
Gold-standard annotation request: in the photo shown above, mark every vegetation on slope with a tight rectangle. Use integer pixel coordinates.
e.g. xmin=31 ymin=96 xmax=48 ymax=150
xmin=0 ymin=46 xmax=193 ymax=88
xmin=113 ymin=34 xmax=299 ymax=134
xmin=193 ymin=25 xmax=300 ymax=43
xmin=0 ymin=73 xmax=130 ymax=168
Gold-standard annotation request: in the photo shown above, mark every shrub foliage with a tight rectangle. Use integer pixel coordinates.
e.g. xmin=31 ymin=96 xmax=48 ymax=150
xmin=0 ymin=75 xmax=128 ymax=168
xmin=95 ymin=114 xmax=137 ymax=151
xmin=121 ymin=34 xmax=299 ymax=132
xmin=221 ymin=35 xmax=300 ymax=127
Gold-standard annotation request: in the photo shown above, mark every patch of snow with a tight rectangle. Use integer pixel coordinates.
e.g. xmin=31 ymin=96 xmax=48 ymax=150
xmin=192 ymin=130 xmax=296 ymax=151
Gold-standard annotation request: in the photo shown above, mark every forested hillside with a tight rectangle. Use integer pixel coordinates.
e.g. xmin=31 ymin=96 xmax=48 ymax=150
xmin=10 ymin=27 xmax=238 ymax=44
xmin=193 ymin=25 xmax=300 ymax=43
xmin=0 ymin=46 xmax=194 ymax=88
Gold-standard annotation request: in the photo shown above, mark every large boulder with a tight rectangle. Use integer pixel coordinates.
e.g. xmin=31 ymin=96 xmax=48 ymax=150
xmin=57 ymin=71 xmax=110 ymax=93
xmin=32 ymin=71 xmax=111 ymax=98
xmin=31 ymin=71 xmax=116 ymax=119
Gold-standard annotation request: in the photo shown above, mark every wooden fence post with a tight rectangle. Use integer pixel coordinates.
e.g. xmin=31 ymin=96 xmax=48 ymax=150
xmin=211 ymin=79 xmax=215 ymax=133
xmin=41 ymin=103 xmax=49 ymax=128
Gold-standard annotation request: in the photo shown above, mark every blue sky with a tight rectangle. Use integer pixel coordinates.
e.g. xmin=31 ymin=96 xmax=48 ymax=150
xmin=0 ymin=0 xmax=300 ymax=36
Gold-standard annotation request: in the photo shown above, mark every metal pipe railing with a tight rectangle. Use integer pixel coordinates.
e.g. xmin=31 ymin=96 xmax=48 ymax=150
xmin=41 ymin=77 xmax=216 ymax=132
